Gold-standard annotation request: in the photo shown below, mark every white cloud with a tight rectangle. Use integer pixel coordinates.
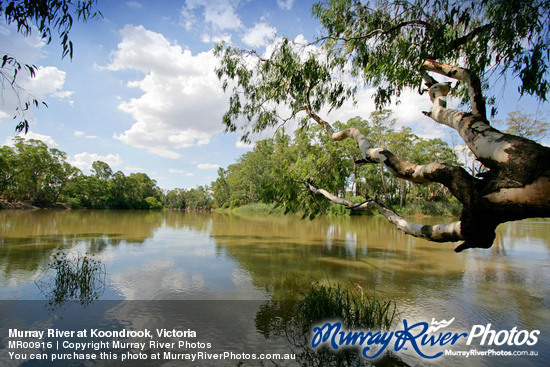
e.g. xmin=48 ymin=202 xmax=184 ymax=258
xmin=0 ymin=65 xmax=73 ymax=122
xmin=107 ymin=25 xmax=228 ymax=158
xmin=179 ymin=6 xmax=196 ymax=31
xmin=4 ymin=132 xmax=58 ymax=148
xmin=125 ymin=166 xmax=145 ymax=172
xmin=0 ymin=21 xmax=74 ymax=126
xmin=71 ymin=152 xmax=123 ymax=174
xmin=277 ymin=0 xmax=294 ymax=10
xmin=321 ymin=85 xmax=447 ymax=140
xmin=183 ymin=0 xmax=243 ymax=31
xmin=235 ymin=139 xmax=254 ymax=149
xmin=126 ymin=1 xmax=142 ymax=8
xmin=74 ymin=130 xmax=97 ymax=139
xmin=168 ymin=169 xmax=194 ymax=177
xmin=53 ymin=90 xmax=75 ymax=101
xmin=22 ymin=66 xmax=74 ymax=104
xmin=200 ymin=33 xmax=232 ymax=44
xmin=242 ymin=23 xmax=277 ymax=48
xmin=196 ymin=163 xmax=219 ymax=170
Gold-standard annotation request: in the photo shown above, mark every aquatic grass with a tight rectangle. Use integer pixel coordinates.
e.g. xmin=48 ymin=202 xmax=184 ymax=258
xmin=256 ymin=281 xmax=402 ymax=366
xmin=35 ymin=251 xmax=106 ymax=309
xmin=298 ymin=282 xmax=398 ymax=331
xmin=291 ymin=283 xmax=400 ymax=366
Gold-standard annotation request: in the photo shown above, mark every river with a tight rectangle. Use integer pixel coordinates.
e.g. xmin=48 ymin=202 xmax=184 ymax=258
xmin=0 ymin=210 xmax=548 ymax=366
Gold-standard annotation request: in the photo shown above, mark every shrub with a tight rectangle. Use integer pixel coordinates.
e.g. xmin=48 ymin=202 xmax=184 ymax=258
xmin=145 ymin=196 xmax=163 ymax=210
xmin=66 ymin=197 xmax=82 ymax=209
xmin=328 ymin=203 xmax=351 ymax=216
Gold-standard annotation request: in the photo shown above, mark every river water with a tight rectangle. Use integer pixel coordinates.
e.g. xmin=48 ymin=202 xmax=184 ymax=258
xmin=0 ymin=210 xmax=548 ymax=366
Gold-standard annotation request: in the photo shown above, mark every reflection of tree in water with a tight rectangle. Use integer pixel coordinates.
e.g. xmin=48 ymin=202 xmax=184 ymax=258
xmin=255 ymin=281 xmax=406 ymax=367
xmin=35 ymin=251 xmax=106 ymax=310
xmin=162 ymin=211 xmax=214 ymax=233
xmin=0 ymin=210 xmax=163 ymax=282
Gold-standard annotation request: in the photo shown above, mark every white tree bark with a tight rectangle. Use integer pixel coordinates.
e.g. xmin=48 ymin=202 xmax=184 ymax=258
xmin=303 ymin=60 xmax=550 ymax=251
xmin=305 ymin=182 xmax=463 ymax=243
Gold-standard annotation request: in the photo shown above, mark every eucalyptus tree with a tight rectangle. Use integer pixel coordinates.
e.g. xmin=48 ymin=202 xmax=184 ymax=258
xmin=0 ymin=145 xmax=19 ymax=196
xmin=8 ymin=137 xmax=77 ymax=203
xmin=215 ymin=0 xmax=550 ymax=251
xmin=91 ymin=160 xmax=114 ymax=181
xmin=498 ymin=109 xmax=549 ymax=142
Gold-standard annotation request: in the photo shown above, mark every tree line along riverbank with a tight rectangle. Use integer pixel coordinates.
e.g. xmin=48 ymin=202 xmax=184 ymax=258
xmin=2 ymin=111 xmax=467 ymax=216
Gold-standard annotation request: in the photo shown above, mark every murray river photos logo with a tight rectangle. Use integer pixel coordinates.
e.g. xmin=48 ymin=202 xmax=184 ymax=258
xmin=310 ymin=317 xmax=540 ymax=359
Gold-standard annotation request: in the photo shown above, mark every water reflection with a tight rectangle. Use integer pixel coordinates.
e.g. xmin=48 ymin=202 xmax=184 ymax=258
xmin=0 ymin=210 xmax=549 ymax=366
xmin=35 ymin=251 xmax=106 ymax=310
xmin=0 ymin=210 xmax=162 ymax=288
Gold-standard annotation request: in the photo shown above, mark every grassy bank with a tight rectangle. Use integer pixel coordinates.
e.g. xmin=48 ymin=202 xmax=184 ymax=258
xmin=215 ymin=202 xmax=287 ymax=215
xmin=221 ymin=199 xmax=462 ymax=218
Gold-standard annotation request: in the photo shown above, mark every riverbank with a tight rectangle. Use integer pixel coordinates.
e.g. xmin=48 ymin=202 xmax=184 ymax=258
xmin=215 ymin=200 xmax=462 ymax=218
xmin=0 ymin=199 xmax=69 ymax=210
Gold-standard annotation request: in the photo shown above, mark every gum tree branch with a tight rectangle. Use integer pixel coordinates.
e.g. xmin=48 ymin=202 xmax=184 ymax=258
xmin=303 ymin=85 xmax=477 ymax=205
xmin=421 ymin=60 xmax=486 ymax=119
xmin=305 ymin=181 xmax=463 ymax=243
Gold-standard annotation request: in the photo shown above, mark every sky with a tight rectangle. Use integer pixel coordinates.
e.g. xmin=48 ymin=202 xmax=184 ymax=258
xmin=0 ymin=0 xmax=548 ymax=190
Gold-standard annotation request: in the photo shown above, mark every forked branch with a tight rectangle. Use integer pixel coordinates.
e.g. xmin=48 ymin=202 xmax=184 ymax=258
xmin=303 ymin=87 xmax=477 ymax=204
xmin=305 ymin=181 xmax=463 ymax=243
xmin=421 ymin=60 xmax=487 ymax=120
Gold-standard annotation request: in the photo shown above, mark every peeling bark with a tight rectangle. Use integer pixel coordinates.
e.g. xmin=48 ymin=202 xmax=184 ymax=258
xmin=303 ymin=62 xmax=550 ymax=251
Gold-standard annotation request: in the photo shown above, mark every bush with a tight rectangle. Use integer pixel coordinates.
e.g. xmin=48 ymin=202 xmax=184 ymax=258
xmin=229 ymin=198 xmax=242 ymax=209
xmin=67 ymin=197 xmax=82 ymax=209
xmin=328 ymin=204 xmax=351 ymax=216
xmin=145 ymin=197 xmax=163 ymax=210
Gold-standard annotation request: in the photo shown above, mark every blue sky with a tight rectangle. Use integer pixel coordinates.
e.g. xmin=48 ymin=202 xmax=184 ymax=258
xmin=0 ymin=0 xmax=548 ymax=190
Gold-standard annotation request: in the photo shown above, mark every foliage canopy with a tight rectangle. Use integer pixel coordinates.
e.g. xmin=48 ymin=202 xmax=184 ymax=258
xmin=312 ymin=0 xmax=550 ymax=111
xmin=216 ymin=0 xmax=550 ymax=137
xmin=215 ymin=0 xmax=550 ymax=250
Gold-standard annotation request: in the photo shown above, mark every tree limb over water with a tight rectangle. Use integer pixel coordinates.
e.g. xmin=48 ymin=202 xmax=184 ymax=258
xmin=215 ymin=0 xmax=550 ymax=251
xmin=305 ymin=181 xmax=463 ymax=243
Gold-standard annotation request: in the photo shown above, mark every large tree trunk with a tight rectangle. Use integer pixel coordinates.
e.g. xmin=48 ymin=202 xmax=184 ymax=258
xmin=303 ymin=61 xmax=550 ymax=251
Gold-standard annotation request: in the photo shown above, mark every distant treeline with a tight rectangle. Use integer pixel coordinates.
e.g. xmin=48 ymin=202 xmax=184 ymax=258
xmin=1 ymin=111 xmax=464 ymax=215
xmin=210 ymin=111 xmax=463 ymax=217
xmin=0 ymin=137 xmax=211 ymax=210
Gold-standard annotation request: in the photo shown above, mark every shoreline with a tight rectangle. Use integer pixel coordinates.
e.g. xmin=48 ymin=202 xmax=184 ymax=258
xmin=0 ymin=199 xmax=69 ymax=210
